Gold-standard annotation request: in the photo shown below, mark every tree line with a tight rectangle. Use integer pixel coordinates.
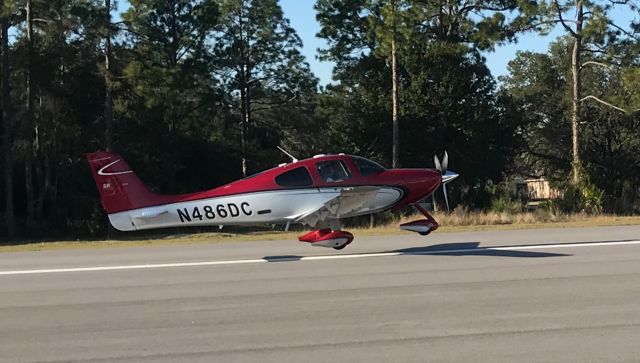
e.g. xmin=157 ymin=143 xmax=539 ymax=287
xmin=0 ymin=0 xmax=638 ymax=239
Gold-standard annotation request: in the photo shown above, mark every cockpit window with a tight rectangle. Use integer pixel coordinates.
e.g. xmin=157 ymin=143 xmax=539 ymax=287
xmin=352 ymin=157 xmax=385 ymax=176
xmin=316 ymin=160 xmax=352 ymax=183
xmin=275 ymin=167 xmax=313 ymax=187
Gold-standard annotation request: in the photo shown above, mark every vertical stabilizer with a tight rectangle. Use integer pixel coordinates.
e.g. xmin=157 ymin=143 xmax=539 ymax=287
xmin=86 ymin=151 xmax=161 ymax=214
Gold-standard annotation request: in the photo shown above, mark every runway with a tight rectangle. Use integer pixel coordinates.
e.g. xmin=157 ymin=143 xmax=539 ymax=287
xmin=2 ymin=226 xmax=640 ymax=362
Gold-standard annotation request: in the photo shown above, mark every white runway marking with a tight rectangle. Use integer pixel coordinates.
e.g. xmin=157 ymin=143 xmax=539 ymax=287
xmin=2 ymin=240 xmax=640 ymax=276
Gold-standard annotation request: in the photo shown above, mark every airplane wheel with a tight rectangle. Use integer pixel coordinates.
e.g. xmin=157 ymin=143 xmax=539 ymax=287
xmin=419 ymin=230 xmax=432 ymax=236
xmin=333 ymin=240 xmax=351 ymax=250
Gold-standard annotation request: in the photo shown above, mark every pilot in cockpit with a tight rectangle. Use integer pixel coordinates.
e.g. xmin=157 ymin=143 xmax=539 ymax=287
xmin=320 ymin=162 xmax=344 ymax=183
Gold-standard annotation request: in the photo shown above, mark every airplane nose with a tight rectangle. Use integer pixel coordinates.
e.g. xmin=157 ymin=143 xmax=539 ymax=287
xmin=442 ymin=171 xmax=459 ymax=184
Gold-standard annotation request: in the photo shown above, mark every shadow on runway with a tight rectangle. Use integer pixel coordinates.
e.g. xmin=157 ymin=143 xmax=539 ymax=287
xmin=393 ymin=242 xmax=570 ymax=258
xmin=262 ymin=241 xmax=572 ymax=262
xmin=263 ymin=255 xmax=304 ymax=262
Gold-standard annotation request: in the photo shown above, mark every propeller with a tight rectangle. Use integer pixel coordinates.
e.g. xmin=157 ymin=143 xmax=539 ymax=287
xmin=434 ymin=151 xmax=455 ymax=212
xmin=434 ymin=151 xmax=448 ymax=175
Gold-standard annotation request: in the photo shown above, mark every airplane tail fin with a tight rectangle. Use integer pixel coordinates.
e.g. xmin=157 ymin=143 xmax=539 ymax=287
xmin=86 ymin=151 xmax=161 ymax=214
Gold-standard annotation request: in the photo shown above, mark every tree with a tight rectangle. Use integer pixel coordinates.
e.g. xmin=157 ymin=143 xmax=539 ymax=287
xmin=212 ymin=0 xmax=317 ymax=176
xmin=0 ymin=0 xmax=318 ymax=238
xmin=1 ymin=0 xmax=14 ymax=236
xmin=316 ymin=0 xmax=539 ymax=169
xmin=501 ymin=47 xmax=572 ymax=180
xmin=1 ymin=0 xmax=121 ymax=233
xmin=369 ymin=0 xmax=412 ymax=168
xmin=536 ymin=0 xmax=640 ymax=183
xmin=103 ymin=0 xmax=114 ymax=150
xmin=121 ymin=0 xmax=224 ymax=189
xmin=9 ymin=0 xmax=97 ymax=225
xmin=502 ymin=39 xmax=640 ymax=212
xmin=315 ymin=0 xmax=526 ymax=209
xmin=316 ymin=0 xmax=406 ymax=167
xmin=24 ymin=0 xmax=35 ymax=226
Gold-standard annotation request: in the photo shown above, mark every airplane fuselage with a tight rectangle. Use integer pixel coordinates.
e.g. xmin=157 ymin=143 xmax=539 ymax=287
xmin=109 ymin=186 xmax=404 ymax=231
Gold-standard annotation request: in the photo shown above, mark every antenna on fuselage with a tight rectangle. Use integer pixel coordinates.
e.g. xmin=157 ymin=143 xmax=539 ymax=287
xmin=277 ymin=146 xmax=298 ymax=163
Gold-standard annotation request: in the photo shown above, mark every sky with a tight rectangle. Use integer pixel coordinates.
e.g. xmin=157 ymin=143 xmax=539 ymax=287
xmin=280 ymin=0 xmax=554 ymax=84
xmin=114 ymin=0 xmax=636 ymax=86
xmin=278 ymin=0 xmax=637 ymax=85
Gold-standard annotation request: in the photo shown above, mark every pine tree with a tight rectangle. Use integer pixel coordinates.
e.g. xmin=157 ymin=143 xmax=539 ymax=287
xmin=212 ymin=0 xmax=316 ymax=176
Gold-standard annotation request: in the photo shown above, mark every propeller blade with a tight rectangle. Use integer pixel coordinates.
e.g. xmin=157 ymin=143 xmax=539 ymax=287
xmin=434 ymin=155 xmax=442 ymax=172
xmin=442 ymin=182 xmax=450 ymax=212
xmin=442 ymin=151 xmax=448 ymax=173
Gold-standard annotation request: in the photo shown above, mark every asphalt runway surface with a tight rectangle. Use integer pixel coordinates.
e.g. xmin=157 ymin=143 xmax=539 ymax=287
xmin=2 ymin=225 xmax=640 ymax=362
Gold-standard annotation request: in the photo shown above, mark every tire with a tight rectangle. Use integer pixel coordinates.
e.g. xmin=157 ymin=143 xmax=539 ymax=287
xmin=334 ymin=240 xmax=351 ymax=250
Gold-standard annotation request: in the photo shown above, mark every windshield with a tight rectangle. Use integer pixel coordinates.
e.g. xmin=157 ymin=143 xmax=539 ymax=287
xmin=352 ymin=156 xmax=385 ymax=176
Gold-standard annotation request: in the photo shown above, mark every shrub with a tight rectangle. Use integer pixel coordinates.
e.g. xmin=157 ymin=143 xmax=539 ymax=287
xmin=581 ymin=183 xmax=604 ymax=214
xmin=552 ymin=180 xmax=604 ymax=214
xmin=488 ymin=179 xmax=527 ymax=214
xmin=491 ymin=196 xmax=525 ymax=214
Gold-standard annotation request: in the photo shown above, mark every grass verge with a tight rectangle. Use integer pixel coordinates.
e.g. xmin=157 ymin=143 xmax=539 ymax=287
xmin=1 ymin=212 xmax=639 ymax=253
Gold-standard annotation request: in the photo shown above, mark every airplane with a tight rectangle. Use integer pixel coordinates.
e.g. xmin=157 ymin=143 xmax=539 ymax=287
xmin=86 ymin=151 xmax=458 ymax=250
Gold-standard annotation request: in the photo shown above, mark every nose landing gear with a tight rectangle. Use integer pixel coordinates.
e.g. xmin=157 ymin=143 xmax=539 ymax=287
xmin=400 ymin=204 xmax=439 ymax=236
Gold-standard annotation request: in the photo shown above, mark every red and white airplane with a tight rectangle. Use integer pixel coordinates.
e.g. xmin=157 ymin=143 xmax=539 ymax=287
xmin=87 ymin=151 xmax=458 ymax=250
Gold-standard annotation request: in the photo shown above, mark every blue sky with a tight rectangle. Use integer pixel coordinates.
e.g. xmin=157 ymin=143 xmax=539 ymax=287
xmin=115 ymin=0 xmax=636 ymax=85
xmin=279 ymin=0 xmax=334 ymax=85
xmin=280 ymin=0 xmax=559 ymax=84
xmin=280 ymin=0 xmax=637 ymax=85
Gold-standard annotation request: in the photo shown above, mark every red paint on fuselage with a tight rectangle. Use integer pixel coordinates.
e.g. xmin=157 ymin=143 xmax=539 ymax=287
xmin=87 ymin=152 xmax=441 ymax=214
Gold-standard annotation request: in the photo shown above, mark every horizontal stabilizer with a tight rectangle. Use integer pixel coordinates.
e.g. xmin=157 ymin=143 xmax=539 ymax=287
xmin=131 ymin=210 xmax=169 ymax=225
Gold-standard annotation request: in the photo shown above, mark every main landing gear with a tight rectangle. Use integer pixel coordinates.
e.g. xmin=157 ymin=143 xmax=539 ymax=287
xmin=400 ymin=204 xmax=439 ymax=236
xmin=298 ymin=228 xmax=354 ymax=250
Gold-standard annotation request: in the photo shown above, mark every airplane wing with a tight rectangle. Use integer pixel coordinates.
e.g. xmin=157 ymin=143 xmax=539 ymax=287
xmin=291 ymin=186 xmax=381 ymax=227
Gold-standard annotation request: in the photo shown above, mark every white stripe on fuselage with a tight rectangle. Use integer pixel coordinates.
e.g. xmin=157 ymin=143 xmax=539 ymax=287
xmin=108 ymin=187 xmax=403 ymax=231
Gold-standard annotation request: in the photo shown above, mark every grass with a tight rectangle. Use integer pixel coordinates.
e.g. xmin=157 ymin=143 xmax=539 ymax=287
xmin=396 ymin=210 xmax=640 ymax=231
xmin=1 ymin=211 xmax=639 ymax=253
